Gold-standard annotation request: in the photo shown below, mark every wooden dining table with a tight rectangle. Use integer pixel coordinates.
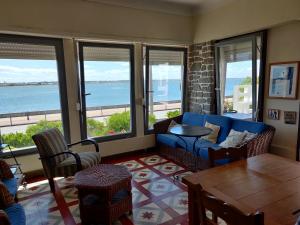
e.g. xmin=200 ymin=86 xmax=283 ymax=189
xmin=182 ymin=153 xmax=300 ymax=225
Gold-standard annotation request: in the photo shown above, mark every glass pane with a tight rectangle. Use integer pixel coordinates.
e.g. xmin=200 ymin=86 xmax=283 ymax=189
xmin=147 ymin=49 xmax=184 ymax=128
xmin=0 ymin=42 xmax=63 ymax=151
xmin=219 ymin=41 xmax=253 ymax=120
xmin=82 ymin=46 xmax=132 ymax=138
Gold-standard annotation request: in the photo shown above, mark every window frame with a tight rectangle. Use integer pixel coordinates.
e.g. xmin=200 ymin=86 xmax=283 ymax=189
xmin=144 ymin=45 xmax=188 ymax=135
xmin=0 ymin=33 xmax=70 ymax=156
xmin=214 ymin=31 xmax=267 ymax=122
xmin=78 ymin=42 xmax=136 ymax=142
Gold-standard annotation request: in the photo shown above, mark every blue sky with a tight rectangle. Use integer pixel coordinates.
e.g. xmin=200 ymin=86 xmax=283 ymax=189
xmin=0 ymin=59 xmax=253 ymax=83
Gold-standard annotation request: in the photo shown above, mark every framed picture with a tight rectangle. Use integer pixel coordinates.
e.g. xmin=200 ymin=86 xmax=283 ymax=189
xmin=267 ymin=109 xmax=280 ymax=120
xmin=284 ymin=111 xmax=297 ymax=124
xmin=268 ymin=62 xmax=299 ymax=99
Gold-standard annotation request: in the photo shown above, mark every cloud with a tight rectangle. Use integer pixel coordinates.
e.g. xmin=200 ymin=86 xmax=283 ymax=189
xmin=85 ymin=68 xmax=130 ymax=81
xmin=0 ymin=65 xmax=58 ymax=82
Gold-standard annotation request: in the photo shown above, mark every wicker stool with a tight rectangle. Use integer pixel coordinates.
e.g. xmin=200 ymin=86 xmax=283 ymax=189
xmin=75 ymin=164 xmax=132 ymax=225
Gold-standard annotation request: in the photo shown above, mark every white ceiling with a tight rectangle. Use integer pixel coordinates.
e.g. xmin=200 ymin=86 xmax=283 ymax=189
xmin=84 ymin=0 xmax=236 ymax=16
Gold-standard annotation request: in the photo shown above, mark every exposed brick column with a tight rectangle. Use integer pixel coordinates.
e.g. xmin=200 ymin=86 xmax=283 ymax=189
xmin=186 ymin=41 xmax=215 ymax=114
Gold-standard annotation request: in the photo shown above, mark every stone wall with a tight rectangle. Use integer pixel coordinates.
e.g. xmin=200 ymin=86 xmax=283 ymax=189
xmin=186 ymin=41 xmax=215 ymax=114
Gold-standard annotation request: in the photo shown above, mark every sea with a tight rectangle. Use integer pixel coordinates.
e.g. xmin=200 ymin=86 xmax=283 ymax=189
xmin=0 ymin=78 xmax=243 ymax=114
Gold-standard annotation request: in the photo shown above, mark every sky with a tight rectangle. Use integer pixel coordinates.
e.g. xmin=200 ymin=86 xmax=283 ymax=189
xmin=226 ymin=60 xmax=252 ymax=78
xmin=0 ymin=59 xmax=182 ymax=83
xmin=0 ymin=59 xmax=254 ymax=83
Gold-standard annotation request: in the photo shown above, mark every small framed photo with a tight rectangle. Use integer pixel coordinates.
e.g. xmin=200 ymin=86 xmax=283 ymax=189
xmin=267 ymin=109 xmax=280 ymax=120
xmin=284 ymin=111 xmax=297 ymax=124
xmin=268 ymin=62 xmax=299 ymax=99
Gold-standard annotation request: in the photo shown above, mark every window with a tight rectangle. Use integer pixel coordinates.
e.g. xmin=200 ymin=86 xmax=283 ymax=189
xmin=215 ymin=32 xmax=266 ymax=121
xmin=0 ymin=34 xmax=69 ymax=153
xmin=144 ymin=46 xmax=187 ymax=132
xmin=78 ymin=42 xmax=136 ymax=141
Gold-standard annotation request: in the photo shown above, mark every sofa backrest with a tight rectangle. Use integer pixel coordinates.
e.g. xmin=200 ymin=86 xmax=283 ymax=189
xmin=205 ymin=115 xmax=232 ymax=143
xmin=182 ymin=112 xmax=206 ymax=126
xmin=182 ymin=112 xmax=266 ymax=143
xmin=231 ymin=119 xmax=266 ymax=134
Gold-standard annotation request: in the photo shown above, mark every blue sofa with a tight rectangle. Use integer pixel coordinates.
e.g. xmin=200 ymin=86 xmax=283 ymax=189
xmin=154 ymin=112 xmax=275 ymax=169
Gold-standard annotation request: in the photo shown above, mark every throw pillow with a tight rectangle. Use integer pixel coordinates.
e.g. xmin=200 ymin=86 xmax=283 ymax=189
xmin=0 ymin=181 xmax=14 ymax=208
xmin=0 ymin=160 xmax=13 ymax=179
xmin=167 ymin=120 xmax=178 ymax=132
xmin=219 ymin=129 xmax=246 ymax=148
xmin=243 ymin=130 xmax=257 ymax=142
xmin=201 ymin=122 xmax=220 ymax=144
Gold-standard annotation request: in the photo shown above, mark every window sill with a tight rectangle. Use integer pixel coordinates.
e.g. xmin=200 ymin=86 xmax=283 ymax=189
xmin=0 ymin=146 xmax=37 ymax=158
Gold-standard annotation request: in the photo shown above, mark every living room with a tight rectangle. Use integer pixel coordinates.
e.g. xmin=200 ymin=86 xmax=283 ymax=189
xmin=0 ymin=0 xmax=300 ymax=224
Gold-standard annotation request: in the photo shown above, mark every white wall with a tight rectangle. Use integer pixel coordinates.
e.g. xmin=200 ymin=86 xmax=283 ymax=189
xmin=263 ymin=21 xmax=300 ymax=160
xmin=193 ymin=0 xmax=300 ymax=43
xmin=0 ymin=0 xmax=193 ymax=44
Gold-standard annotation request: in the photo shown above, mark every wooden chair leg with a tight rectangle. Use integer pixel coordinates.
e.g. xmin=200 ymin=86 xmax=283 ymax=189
xmin=48 ymin=178 xmax=55 ymax=192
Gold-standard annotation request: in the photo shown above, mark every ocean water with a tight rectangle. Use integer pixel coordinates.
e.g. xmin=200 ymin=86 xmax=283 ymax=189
xmin=0 ymin=78 xmax=243 ymax=114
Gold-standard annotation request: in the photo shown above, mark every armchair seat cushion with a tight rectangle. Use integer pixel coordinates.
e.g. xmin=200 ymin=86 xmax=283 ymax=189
xmin=56 ymin=152 xmax=101 ymax=177
xmin=2 ymin=178 xmax=17 ymax=198
xmin=5 ymin=203 xmax=26 ymax=225
xmin=157 ymin=134 xmax=179 ymax=148
xmin=59 ymin=152 xmax=101 ymax=168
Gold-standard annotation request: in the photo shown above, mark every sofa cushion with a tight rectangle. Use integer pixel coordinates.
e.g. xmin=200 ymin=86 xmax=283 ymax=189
xmin=2 ymin=178 xmax=17 ymax=198
xmin=202 ymin=122 xmax=220 ymax=144
xmin=198 ymin=147 xmax=230 ymax=166
xmin=205 ymin=115 xmax=232 ymax=143
xmin=5 ymin=203 xmax=26 ymax=225
xmin=231 ymin=119 xmax=265 ymax=134
xmin=177 ymin=138 xmax=220 ymax=153
xmin=176 ymin=138 xmax=228 ymax=165
xmin=182 ymin=112 xmax=206 ymax=126
xmin=157 ymin=134 xmax=179 ymax=148
xmin=219 ymin=129 xmax=246 ymax=148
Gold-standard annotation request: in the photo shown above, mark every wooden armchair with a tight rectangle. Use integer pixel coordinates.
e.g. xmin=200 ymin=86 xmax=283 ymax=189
xmin=196 ymin=184 xmax=264 ymax=225
xmin=32 ymin=128 xmax=101 ymax=192
xmin=0 ymin=210 xmax=10 ymax=225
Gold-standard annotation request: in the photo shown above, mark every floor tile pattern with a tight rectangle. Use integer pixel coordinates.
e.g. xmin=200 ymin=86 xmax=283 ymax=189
xmin=18 ymin=154 xmax=193 ymax=225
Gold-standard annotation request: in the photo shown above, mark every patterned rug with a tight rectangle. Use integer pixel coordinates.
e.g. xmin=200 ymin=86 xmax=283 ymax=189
xmin=17 ymin=154 xmax=193 ymax=225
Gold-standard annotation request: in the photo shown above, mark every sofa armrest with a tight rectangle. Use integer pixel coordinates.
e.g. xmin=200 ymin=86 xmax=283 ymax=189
xmin=246 ymin=125 xmax=275 ymax=157
xmin=0 ymin=210 xmax=10 ymax=225
xmin=208 ymin=144 xmax=248 ymax=167
xmin=153 ymin=115 xmax=183 ymax=134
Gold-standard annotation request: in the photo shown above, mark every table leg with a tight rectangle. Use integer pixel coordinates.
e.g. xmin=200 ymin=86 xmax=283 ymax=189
xmin=187 ymin=186 xmax=199 ymax=225
xmin=192 ymin=137 xmax=199 ymax=171
xmin=173 ymin=135 xmax=188 ymax=180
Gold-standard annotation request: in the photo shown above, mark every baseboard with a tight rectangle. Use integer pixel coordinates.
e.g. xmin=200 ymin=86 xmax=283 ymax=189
xmin=270 ymin=144 xmax=297 ymax=160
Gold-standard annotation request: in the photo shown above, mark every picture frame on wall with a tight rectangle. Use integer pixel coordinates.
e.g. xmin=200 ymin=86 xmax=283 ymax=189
xmin=267 ymin=109 xmax=280 ymax=120
xmin=284 ymin=111 xmax=297 ymax=124
xmin=268 ymin=62 xmax=299 ymax=99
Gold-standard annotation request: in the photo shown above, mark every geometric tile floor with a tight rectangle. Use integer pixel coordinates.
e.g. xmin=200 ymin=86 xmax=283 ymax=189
xmin=17 ymin=154 xmax=191 ymax=225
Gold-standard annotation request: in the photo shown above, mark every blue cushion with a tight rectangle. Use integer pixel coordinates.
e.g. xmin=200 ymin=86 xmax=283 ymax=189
xmin=231 ymin=119 xmax=266 ymax=134
xmin=157 ymin=134 xmax=179 ymax=148
xmin=2 ymin=178 xmax=17 ymax=198
xmin=198 ymin=147 xmax=230 ymax=165
xmin=177 ymin=137 xmax=220 ymax=152
xmin=5 ymin=203 xmax=26 ymax=225
xmin=182 ymin=112 xmax=206 ymax=126
xmin=205 ymin=115 xmax=232 ymax=143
